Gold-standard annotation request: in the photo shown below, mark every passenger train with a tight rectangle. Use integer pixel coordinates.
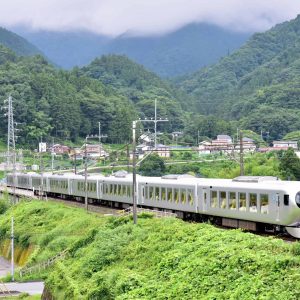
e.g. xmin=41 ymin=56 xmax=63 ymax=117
xmin=6 ymin=172 xmax=300 ymax=238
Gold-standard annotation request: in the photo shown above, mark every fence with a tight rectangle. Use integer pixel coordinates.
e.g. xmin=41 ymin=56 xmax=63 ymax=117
xmin=19 ymin=249 xmax=68 ymax=278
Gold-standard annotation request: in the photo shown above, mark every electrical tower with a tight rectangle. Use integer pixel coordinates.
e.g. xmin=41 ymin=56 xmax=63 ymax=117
xmin=4 ymin=95 xmax=16 ymax=169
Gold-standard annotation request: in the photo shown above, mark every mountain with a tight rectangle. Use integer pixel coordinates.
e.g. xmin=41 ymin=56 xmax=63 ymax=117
xmin=13 ymin=24 xmax=251 ymax=77
xmin=0 ymin=27 xmax=42 ymax=56
xmin=176 ymin=15 xmax=300 ymax=140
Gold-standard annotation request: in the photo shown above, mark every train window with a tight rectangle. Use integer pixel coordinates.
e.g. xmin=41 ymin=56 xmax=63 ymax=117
xmin=149 ymin=187 xmax=154 ymax=200
xmin=188 ymin=189 xmax=193 ymax=205
xmin=118 ymin=185 xmax=122 ymax=196
xmin=211 ymin=191 xmax=218 ymax=208
xmin=167 ymin=189 xmax=173 ymax=202
xmin=161 ymin=188 xmax=166 ymax=201
xmin=181 ymin=189 xmax=186 ymax=204
xmin=122 ymin=185 xmax=127 ymax=196
xmin=220 ymin=191 xmax=226 ymax=209
xmin=174 ymin=189 xmax=179 ymax=203
xmin=125 ymin=185 xmax=129 ymax=197
xmin=204 ymin=192 xmax=207 ymax=207
xmin=229 ymin=192 xmax=236 ymax=210
xmin=284 ymin=194 xmax=289 ymax=206
xmin=260 ymin=194 xmax=269 ymax=214
xmin=249 ymin=193 xmax=257 ymax=213
xmin=155 ymin=187 xmax=160 ymax=201
xmin=239 ymin=193 xmax=246 ymax=211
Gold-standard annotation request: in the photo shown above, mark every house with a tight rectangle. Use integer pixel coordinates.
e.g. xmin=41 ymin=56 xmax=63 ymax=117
xmin=273 ymin=140 xmax=298 ymax=150
xmin=139 ymin=133 xmax=155 ymax=145
xmin=80 ymin=144 xmax=109 ymax=159
xmin=131 ymin=143 xmax=170 ymax=159
xmin=234 ymin=138 xmax=256 ymax=152
xmin=155 ymin=144 xmax=170 ymax=158
xmin=199 ymin=135 xmax=256 ymax=155
xmin=49 ymin=144 xmax=70 ymax=155
xmin=69 ymin=148 xmax=84 ymax=160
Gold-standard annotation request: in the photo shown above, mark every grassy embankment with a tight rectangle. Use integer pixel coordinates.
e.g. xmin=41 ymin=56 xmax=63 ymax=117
xmin=0 ymin=199 xmax=300 ymax=299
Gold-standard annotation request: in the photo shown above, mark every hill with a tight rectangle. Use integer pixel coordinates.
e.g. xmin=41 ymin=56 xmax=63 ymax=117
xmin=13 ymin=24 xmax=250 ymax=77
xmin=0 ymin=46 xmax=184 ymax=147
xmin=80 ymin=54 xmax=185 ymax=131
xmin=176 ymin=15 xmax=300 ymax=140
xmin=1 ymin=200 xmax=300 ymax=299
xmin=0 ymin=27 xmax=42 ymax=56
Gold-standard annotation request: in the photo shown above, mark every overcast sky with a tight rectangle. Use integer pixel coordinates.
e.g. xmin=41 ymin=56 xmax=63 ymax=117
xmin=1 ymin=0 xmax=300 ymax=36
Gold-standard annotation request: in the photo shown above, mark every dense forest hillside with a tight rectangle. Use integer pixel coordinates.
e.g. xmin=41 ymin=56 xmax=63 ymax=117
xmin=14 ymin=24 xmax=250 ymax=77
xmin=80 ymin=55 xmax=185 ymax=131
xmin=177 ymin=15 xmax=300 ymax=140
xmin=0 ymin=46 xmax=185 ymax=147
xmin=0 ymin=27 xmax=41 ymax=56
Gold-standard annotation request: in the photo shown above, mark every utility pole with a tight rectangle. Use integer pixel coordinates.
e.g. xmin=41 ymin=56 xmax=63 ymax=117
xmin=239 ymin=130 xmax=244 ymax=176
xmin=11 ymin=216 xmax=14 ymax=282
xmin=153 ymin=99 xmax=168 ymax=149
xmin=40 ymin=152 xmax=44 ymax=200
xmin=132 ymin=121 xmax=137 ymax=225
xmin=127 ymin=144 xmax=130 ymax=173
xmin=84 ymin=137 xmax=88 ymax=211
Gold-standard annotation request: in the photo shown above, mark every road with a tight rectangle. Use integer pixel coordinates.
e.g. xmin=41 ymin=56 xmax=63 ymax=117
xmin=0 ymin=256 xmax=44 ymax=296
xmin=0 ymin=257 xmax=10 ymax=278
xmin=0 ymin=281 xmax=44 ymax=295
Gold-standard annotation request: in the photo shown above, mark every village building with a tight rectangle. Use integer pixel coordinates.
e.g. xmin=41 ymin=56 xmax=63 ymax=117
xmin=272 ymin=140 xmax=298 ymax=150
xmin=49 ymin=144 xmax=70 ymax=155
xmin=80 ymin=144 xmax=109 ymax=159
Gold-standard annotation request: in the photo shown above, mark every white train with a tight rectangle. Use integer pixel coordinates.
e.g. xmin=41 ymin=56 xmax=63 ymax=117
xmin=6 ymin=172 xmax=300 ymax=238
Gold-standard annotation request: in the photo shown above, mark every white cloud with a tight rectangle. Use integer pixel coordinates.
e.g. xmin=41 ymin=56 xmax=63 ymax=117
xmin=1 ymin=0 xmax=300 ymax=36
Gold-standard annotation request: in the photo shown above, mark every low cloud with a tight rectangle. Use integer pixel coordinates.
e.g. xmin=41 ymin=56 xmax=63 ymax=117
xmin=1 ymin=0 xmax=300 ymax=36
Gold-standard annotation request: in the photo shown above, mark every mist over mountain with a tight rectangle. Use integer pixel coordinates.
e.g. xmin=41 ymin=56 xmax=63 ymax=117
xmin=0 ymin=27 xmax=42 ymax=56
xmin=13 ymin=23 xmax=251 ymax=77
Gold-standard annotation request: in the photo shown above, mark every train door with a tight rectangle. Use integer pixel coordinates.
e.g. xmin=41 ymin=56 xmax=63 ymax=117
xmin=198 ymin=187 xmax=208 ymax=212
xmin=68 ymin=179 xmax=72 ymax=195
xmin=141 ymin=184 xmax=145 ymax=204
xmin=98 ymin=181 xmax=103 ymax=199
xmin=275 ymin=192 xmax=280 ymax=222
xmin=202 ymin=188 xmax=209 ymax=212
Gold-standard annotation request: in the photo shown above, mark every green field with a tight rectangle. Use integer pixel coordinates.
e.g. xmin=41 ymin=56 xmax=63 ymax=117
xmin=0 ymin=200 xmax=300 ymax=299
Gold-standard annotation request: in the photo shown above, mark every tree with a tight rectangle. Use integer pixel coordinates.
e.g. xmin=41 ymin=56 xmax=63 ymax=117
xmin=139 ymin=154 xmax=165 ymax=177
xmin=278 ymin=148 xmax=300 ymax=180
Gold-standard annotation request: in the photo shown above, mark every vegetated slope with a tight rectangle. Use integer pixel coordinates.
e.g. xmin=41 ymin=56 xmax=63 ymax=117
xmin=80 ymin=54 xmax=185 ymax=131
xmin=1 ymin=200 xmax=300 ymax=299
xmin=177 ymin=15 xmax=300 ymax=140
xmin=0 ymin=45 xmax=137 ymax=146
xmin=0 ymin=27 xmax=42 ymax=56
xmin=0 ymin=46 xmax=185 ymax=146
xmin=14 ymin=23 xmax=250 ymax=77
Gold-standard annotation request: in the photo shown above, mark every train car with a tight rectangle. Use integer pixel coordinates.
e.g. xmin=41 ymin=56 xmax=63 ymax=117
xmin=100 ymin=171 xmax=133 ymax=207
xmin=138 ymin=174 xmax=198 ymax=214
xmin=70 ymin=174 xmax=103 ymax=202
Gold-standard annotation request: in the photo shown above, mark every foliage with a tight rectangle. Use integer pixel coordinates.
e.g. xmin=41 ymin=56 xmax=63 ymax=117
xmin=1 ymin=201 xmax=300 ymax=299
xmin=177 ymin=15 xmax=300 ymax=140
xmin=138 ymin=154 xmax=166 ymax=176
xmin=278 ymin=148 xmax=300 ymax=180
